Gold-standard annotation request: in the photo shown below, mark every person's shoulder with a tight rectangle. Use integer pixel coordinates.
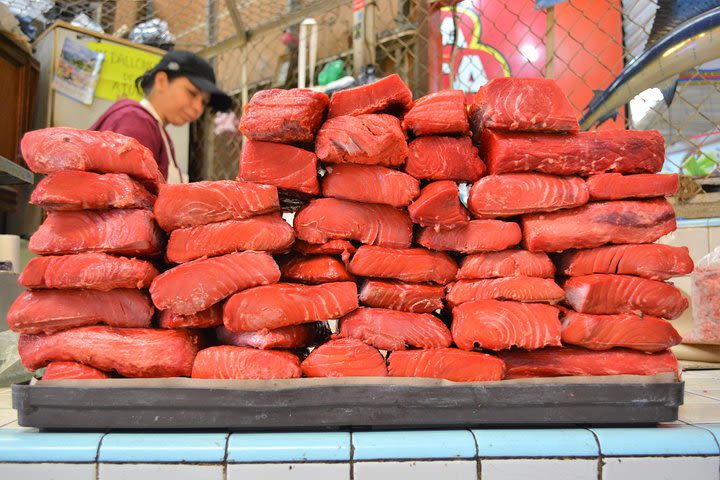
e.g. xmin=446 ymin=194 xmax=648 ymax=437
xmin=104 ymin=99 xmax=154 ymax=120
xmin=93 ymin=99 xmax=157 ymax=130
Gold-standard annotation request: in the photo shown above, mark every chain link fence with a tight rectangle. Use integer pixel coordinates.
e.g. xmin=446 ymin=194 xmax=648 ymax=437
xmin=4 ymin=0 xmax=719 ymax=206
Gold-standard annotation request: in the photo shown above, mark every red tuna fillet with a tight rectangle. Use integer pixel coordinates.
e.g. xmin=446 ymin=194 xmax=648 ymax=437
xmin=293 ymin=239 xmax=357 ymax=264
xmin=468 ymin=173 xmax=589 ymax=218
xmin=338 ymin=307 xmax=452 ymax=350
xmin=238 ymin=140 xmax=319 ymax=195
xmin=452 ymin=300 xmax=561 ymax=351
xmin=8 ymin=289 xmax=153 ymax=335
xmin=216 ymin=323 xmax=330 ymax=349
xmin=561 ymin=310 xmax=681 ymax=353
xmin=327 ymin=73 xmax=412 ymax=118
xmin=481 ymin=129 xmax=664 ymax=175
xmin=408 ymin=181 xmax=470 ymax=229
xmin=499 ymin=346 xmax=679 ymax=379
xmin=224 ymin=281 xmax=359 ymax=331
xmin=416 ymin=220 xmax=522 ymax=253
xmin=166 ymin=214 xmax=295 ymax=263
xmin=301 ymin=338 xmax=388 ymax=377
xmin=239 ymin=88 xmax=329 ymax=143
xmin=359 ymin=279 xmax=444 ymax=313
xmin=20 ymin=127 xmax=163 ymax=184
xmin=295 ymin=198 xmax=412 ymax=248
xmin=349 ymin=245 xmax=458 ymax=284
xmin=29 ymin=209 xmax=165 ymax=257
xmin=446 ymin=278 xmax=565 ymax=307
xmin=43 ymin=361 xmax=110 ymax=380
xmin=563 ymin=274 xmax=688 ymax=320
xmin=457 ymin=250 xmax=555 ymax=279
xmin=280 ymin=255 xmax=352 ymax=284
xmin=522 ymin=198 xmax=676 ymax=252
xmin=315 ymin=114 xmax=408 ymax=167
xmin=586 ymin=173 xmax=679 ymax=200
xmin=555 ymin=244 xmax=693 ymax=281
xmin=402 ymin=90 xmax=469 ymax=136
xmin=470 ymin=77 xmax=579 ymax=135
xmin=150 ymin=251 xmax=280 ymax=315
xmin=406 ymin=136 xmax=486 ymax=182
xmin=19 ymin=326 xmax=201 ymax=377
xmin=388 ymin=348 xmax=505 ymax=382
xmin=322 ymin=164 xmax=419 ymax=207
xmin=30 ymin=171 xmax=155 ymax=211
xmin=158 ymin=304 xmax=224 ymax=329
xmin=191 ymin=346 xmax=301 ymax=379
xmin=154 ymin=180 xmax=279 ymax=232
xmin=19 ymin=253 xmax=158 ymax=291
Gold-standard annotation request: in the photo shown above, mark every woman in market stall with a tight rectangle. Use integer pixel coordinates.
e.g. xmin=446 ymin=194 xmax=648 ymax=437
xmin=90 ymin=50 xmax=233 ymax=183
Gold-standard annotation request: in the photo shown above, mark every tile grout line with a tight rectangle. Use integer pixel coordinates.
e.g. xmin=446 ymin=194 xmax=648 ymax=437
xmin=95 ymin=431 xmax=109 ymax=480
xmin=222 ymin=431 xmax=231 ymax=480
xmin=584 ymin=427 xmax=603 ymax=480
xmin=349 ymin=430 xmax=354 ymax=480
xmin=467 ymin=428 xmax=481 ymax=480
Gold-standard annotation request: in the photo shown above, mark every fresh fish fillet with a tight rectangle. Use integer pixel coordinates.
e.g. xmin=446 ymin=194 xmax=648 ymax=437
xmin=359 ymin=279 xmax=445 ymax=313
xmin=42 ymin=361 xmax=110 ymax=380
xmin=18 ymin=326 xmax=201 ymax=377
xmin=322 ymin=164 xmax=419 ymax=207
xmin=19 ymin=253 xmax=158 ymax=290
xmin=29 ymin=209 xmax=165 ymax=257
xmin=521 ymin=198 xmax=677 ymax=252
xmin=216 ymin=322 xmax=330 ymax=349
xmin=30 ymin=170 xmax=155 ymax=211
xmin=468 ymin=173 xmax=588 ymax=218
xmin=20 ymin=127 xmax=164 ymax=184
xmin=158 ymin=304 xmax=224 ymax=329
xmin=293 ymin=239 xmax=357 ymax=264
xmin=563 ymin=274 xmax=688 ymax=320
xmin=315 ymin=114 xmax=409 ymax=166
xmin=223 ymin=281 xmax=359 ymax=331
xmin=8 ymin=289 xmax=154 ymax=335
xmin=408 ymin=180 xmax=470 ymax=229
xmin=280 ymin=254 xmax=352 ymax=284
xmin=499 ymin=346 xmax=679 ymax=379
xmin=481 ymin=129 xmax=664 ymax=175
xmin=295 ymin=198 xmax=412 ymax=248
xmin=402 ymin=90 xmax=469 ymax=136
xmin=388 ymin=348 xmax=506 ymax=382
xmin=469 ymin=77 xmax=579 ymax=136
xmin=154 ymin=180 xmax=279 ymax=232
xmin=349 ymin=245 xmax=458 ymax=284
xmin=239 ymin=88 xmax=329 ymax=143
xmin=452 ymin=300 xmax=562 ymax=351
xmin=301 ymin=338 xmax=388 ymax=377
xmin=191 ymin=345 xmax=301 ymax=380
xmin=150 ymin=251 xmax=280 ymax=315
xmin=446 ymin=278 xmax=565 ymax=307
xmin=338 ymin=307 xmax=452 ymax=350
xmin=457 ymin=250 xmax=555 ymax=279
xmin=416 ymin=220 xmax=522 ymax=253
xmin=561 ymin=310 xmax=681 ymax=353
xmin=585 ymin=173 xmax=679 ymax=200
xmin=327 ymin=73 xmax=412 ymax=118
xmin=554 ymin=244 xmax=693 ymax=281
xmin=405 ymin=136 xmax=486 ymax=182
xmin=166 ymin=214 xmax=295 ymax=263
xmin=238 ymin=140 xmax=319 ymax=195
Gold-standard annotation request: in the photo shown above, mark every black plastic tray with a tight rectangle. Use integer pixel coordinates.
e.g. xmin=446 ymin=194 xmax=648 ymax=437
xmin=12 ymin=374 xmax=683 ymax=430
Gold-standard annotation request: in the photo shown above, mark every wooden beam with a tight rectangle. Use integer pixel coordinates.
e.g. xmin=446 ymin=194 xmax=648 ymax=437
xmin=669 ymin=192 xmax=720 ymax=219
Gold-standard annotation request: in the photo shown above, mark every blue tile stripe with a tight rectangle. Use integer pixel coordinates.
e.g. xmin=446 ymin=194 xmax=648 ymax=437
xmin=98 ymin=432 xmax=229 ymax=463
xmin=227 ymin=432 xmax=350 ymax=462
xmin=0 ymin=429 xmax=104 ymax=462
xmin=590 ymin=424 xmax=720 ymax=456
xmin=352 ymin=430 xmax=477 ymax=460
xmin=676 ymin=218 xmax=710 ymax=228
xmin=472 ymin=428 xmax=599 ymax=458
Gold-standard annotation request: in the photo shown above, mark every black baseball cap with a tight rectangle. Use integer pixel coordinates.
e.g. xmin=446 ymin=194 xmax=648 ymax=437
xmin=150 ymin=50 xmax=233 ymax=111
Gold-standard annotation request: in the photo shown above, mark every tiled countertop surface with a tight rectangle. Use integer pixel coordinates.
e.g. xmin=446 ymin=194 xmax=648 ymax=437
xmin=0 ymin=370 xmax=719 ymax=479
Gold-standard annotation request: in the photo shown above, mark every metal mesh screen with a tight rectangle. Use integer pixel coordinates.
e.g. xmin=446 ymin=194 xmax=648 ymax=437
xmin=6 ymin=0 xmax=719 ymax=205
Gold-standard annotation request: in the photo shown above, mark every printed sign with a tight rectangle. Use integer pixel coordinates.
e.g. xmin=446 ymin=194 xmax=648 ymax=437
xmin=87 ymin=41 xmax=161 ymax=101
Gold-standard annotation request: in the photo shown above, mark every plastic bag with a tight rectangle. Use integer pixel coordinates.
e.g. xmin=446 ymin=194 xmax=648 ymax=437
xmin=129 ymin=18 xmax=175 ymax=50
xmin=318 ymin=60 xmax=345 ymax=86
xmin=0 ymin=330 xmax=33 ymax=387
xmin=685 ymin=246 xmax=720 ymax=344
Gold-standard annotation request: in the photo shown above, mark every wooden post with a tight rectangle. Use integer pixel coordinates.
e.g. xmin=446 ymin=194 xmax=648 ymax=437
xmin=353 ymin=0 xmax=376 ymax=75
xmin=545 ymin=6 xmax=555 ymax=78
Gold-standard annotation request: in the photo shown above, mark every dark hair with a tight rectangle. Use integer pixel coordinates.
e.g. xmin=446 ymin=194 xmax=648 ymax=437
xmin=135 ymin=69 xmax=185 ymax=96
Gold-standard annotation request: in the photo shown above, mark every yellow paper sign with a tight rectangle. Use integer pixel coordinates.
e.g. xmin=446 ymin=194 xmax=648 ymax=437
xmin=87 ymin=41 xmax=161 ymax=101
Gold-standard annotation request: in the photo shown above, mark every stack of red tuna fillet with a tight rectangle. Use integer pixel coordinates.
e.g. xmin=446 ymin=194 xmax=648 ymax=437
xmin=12 ymin=74 xmax=691 ymax=383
